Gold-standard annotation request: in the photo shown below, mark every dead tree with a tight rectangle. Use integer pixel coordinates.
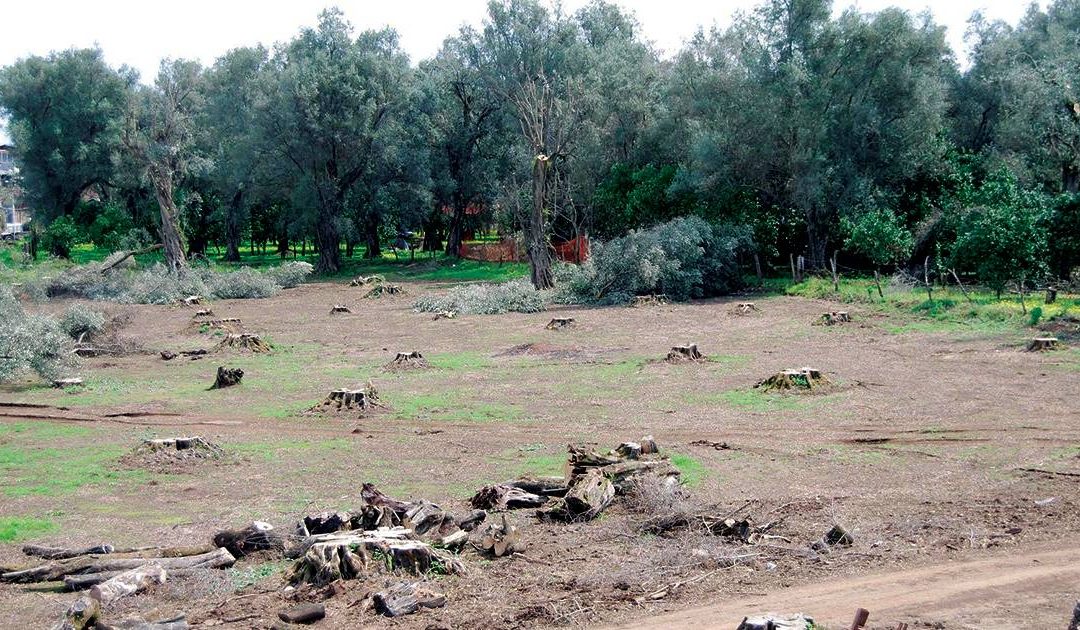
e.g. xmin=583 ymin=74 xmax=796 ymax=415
xmin=209 ymin=367 xmax=243 ymax=390
xmin=213 ymin=333 xmax=271 ymax=354
xmin=666 ymin=344 xmax=705 ymax=363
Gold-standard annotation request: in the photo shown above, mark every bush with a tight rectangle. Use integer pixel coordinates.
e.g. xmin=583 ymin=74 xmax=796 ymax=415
xmin=0 ymin=286 xmax=76 ymax=382
xmin=263 ymin=261 xmax=314 ymax=288
xmin=201 ymin=267 xmax=278 ymax=299
xmin=42 ymin=216 xmax=80 ymax=259
xmin=1028 ymin=305 xmax=1043 ymax=327
xmin=59 ymin=304 xmax=106 ymax=339
xmin=413 ymin=279 xmax=546 ymax=315
xmin=556 ymin=216 xmax=750 ymax=304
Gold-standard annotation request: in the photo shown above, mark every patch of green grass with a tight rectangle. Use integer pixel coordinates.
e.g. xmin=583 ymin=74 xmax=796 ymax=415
xmin=670 ymin=453 xmax=708 ymax=487
xmin=426 ymin=351 xmax=494 ymax=371
xmin=512 ymin=454 xmax=565 ymax=478
xmin=391 ymin=391 xmax=522 ymax=423
xmin=707 ymin=354 xmax=752 ymax=366
xmin=0 ymin=516 xmax=60 ymax=542
xmin=703 ymin=389 xmax=809 ymax=412
xmin=591 ymin=357 xmax=650 ymax=380
xmin=232 ymin=438 xmax=353 ymax=461
xmin=0 ymin=443 xmax=148 ymax=497
xmin=228 ymin=560 xmax=289 ymax=590
xmin=0 ymin=422 xmax=92 ymax=440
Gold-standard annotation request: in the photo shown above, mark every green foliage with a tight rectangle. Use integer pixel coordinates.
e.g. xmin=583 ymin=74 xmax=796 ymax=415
xmin=842 ymin=204 xmax=914 ymax=268
xmin=86 ymin=202 xmax=136 ymax=251
xmin=58 ymin=304 xmax=106 ymax=339
xmin=413 ymin=279 xmax=545 ymax=315
xmin=0 ymin=517 xmax=59 ymax=542
xmin=670 ymin=453 xmax=707 ymax=487
xmin=1028 ymin=306 xmax=1044 ymax=327
xmin=42 ymin=216 xmax=80 ymax=259
xmin=0 ymin=285 xmax=76 ymax=382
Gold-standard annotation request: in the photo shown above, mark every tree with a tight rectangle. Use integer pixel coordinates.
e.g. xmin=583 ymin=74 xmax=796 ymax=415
xmin=124 ymin=59 xmax=206 ymax=273
xmin=841 ymin=203 xmax=914 ymax=269
xmin=0 ymin=48 xmax=133 ymax=220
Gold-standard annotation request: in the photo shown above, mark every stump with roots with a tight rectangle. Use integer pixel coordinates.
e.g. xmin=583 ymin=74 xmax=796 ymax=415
xmin=666 ymin=343 xmax=705 ymax=363
xmin=546 ymin=317 xmax=576 ymax=330
xmin=286 ymin=528 xmax=464 ymax=585
xmin=364 ymin=283 xmax=404 ymax=298
xmin=310 ymin=384 xmax=379 ymax=415
xmin=210 ymin=366 xmax=244 ymax=390
xmin=756 ymin=367 xmax=830 ymax=392
xmin=349 ymin=274 xmax=385 ymax=287
xmin=819 ymin=311 xmax=851 ymax=326
xmin=136 ymin=436 xmax=224 ymax=458
xmin=187 ymin=318 xmax=243 ymax=334
xmin=1027 ymin=337 xmax=1060 ymax=352
xmin=630 ymin=294 xmax=667 ymax=307
xmin=734 ymin=302 xmax=758 ymax=315
xmin=432 ymin=310 xmax=456 ymax=321
xmin=214 ymin=333 xmax=272 ymax=353
xmin=384 ymin=351 xmax=429 ymax=371
xmin=329 ymin=305 xmax=352 ymax=314
xmin=181 ymin=295 xmax=202 ymax=306
xmin=192 ymin=309 xmax=214 ymax=318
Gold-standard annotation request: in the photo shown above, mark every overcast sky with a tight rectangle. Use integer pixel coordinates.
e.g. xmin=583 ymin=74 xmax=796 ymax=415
xmin=0 ymin=0 xmax=1037 ymax=144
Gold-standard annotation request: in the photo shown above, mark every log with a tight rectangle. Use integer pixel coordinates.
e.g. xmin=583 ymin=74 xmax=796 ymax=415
xmin=53 ymin=595 xmax=99 ymax=630
xmin=478 ymin=514 xmax=523 ymax=557
xmin=373 ymin=581 xmax=446 ymax=617
xmin=503 ymin=477 xmax=570 ymax=497
xmin=437 ymin=530 xmax=469 ymax=551
xmin=278 ymin=603 xmax=325 ymax=624
xmin=209 ymin=366 xmax=243 ymax=390
xmin=160 ymin=351 xmax=177 ymax=361
xmin=1027 ymin=337 xmax=1060 ymax=352
xmin=546 ymin=317 xmax=575 ymax=330
xmin=329 ymin=305 xmax=351 ymax=314
xmin=349 ymin=274 xmax=385 ymax=287
xmin=94 ymin=615 xmax=188 ymax=630
xmin=666 ymin=344 xmax=705 ymax=363
xmin=100 ymin=244 xmax=164 ymax=273
xmin=470 ymin=484 xmax=547 ymax=510
xmin=89 ymin=563 xmax=166 ymax=604
xmin=384 ymin=351 xmax=429 ymax=371
xmin=212 ymin=521 xmax=284 ymax=558
xmin=2 ymin=547 xmax=234 ymax=583
xmin=23 ymin=544 xmax=114 ymax=560
xmin=213 ymin=333 xmax=271 ymax=354
xmin=823 ymin=524 xmax=854 ymax=547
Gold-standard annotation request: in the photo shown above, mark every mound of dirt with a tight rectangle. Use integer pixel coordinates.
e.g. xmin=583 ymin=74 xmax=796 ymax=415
xmin=118 ymin=436 xmax=230 ymax=474
xmin=499 ymin=342 xmax=588 ymax=360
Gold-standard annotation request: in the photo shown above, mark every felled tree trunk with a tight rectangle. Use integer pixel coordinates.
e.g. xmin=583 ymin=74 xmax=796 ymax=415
xmin=209 ymin=367 xmax=243 ymax=390
xmin=374 ymin=581 xmax=447 ymax=617
xmin=89 ymin=564 xmax=166 ymax=604
xmin=23 ymin=545 xmax=114 ymax=561
xmin=470 ymin=485 xmax=547 ymax=510
xmin=666 ymin=344 xmax=705 ymax=363
xmin=1027 ymin=337 xmax=1060 ymax=352
xmin=4 ymin=548 xmax=234 ymax=584
xmin=212 ymin=522 xmax=284 ymax=558
xmin=213 ymin=334 xmax=271 ymax=354
xmin=55 ymin=595 xmax=99 ymax=630
xmin=503 ymin=477 xmax=569 ymax=497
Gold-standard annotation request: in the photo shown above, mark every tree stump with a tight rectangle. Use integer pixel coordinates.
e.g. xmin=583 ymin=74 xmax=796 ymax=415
xmin=478 ymin=514 xmax=523 ymax=557
xmin=820 ymin=311 xmax=851 ymax=326
xmin=1046 ymin=287 xmax=1058 ymax=304
xmin=470 ymin=484 xmax=547 ymax=510
xmin=615 ymin=435 xmax=659 ymax=459
xmin=756 ymin=367 xmax=829 ymax=392
xmin=192 ymin=309 xmax=214 ymax=318
xmin=384 ymin=351 xmax=429 ymax=371
xmin=329 ymin=305 xmax=352 ymax=314
xmin=52 ymin=378 xmax=84 ymax=389
xmin=546 ymin=317 xmax=575 ymax=330
xmin=309 ymin=386 xmax=377 ymax=415
xmin=432 ymin=310 xmax=456 ymax=321
xmin=210 ymin=367 xmax=243 ymax=390
xmin=212 ymin=522 xmax=284 ymax=558
xmin=734 ymin=302 xmax=757 ymax=315
xmin=181 ymin=295 xmax=202 ymax=306
xmin=89 ymin=563 xmax=166 ymax=604
xmin=188 ymin=318 xmax=243 ymax=334
xmin=373 ymin=581 xmax=446 ymax=617
xmin=302 ymin=511 xmax=352 ymax=536
xmin=539 ymin=469 xmax=614 ymax=521
xmin=630 ymin=294 xmax=667 ymax=307
xmin=666 ymin=343 xmax=705 ymax=363
xmin=214 ymin=333 xmax=272 ymax=353
xmin=57 ymin=595 xmax=100 ymax=630
xmin=286 ymin=530 xmax=464 ymax=585
xmin=1027 ymin=337 xmax=1060 ymax=352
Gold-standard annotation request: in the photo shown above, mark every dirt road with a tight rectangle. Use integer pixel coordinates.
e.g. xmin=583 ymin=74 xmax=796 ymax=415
xmin=619 ymin=541 xmax=1080 ymax=629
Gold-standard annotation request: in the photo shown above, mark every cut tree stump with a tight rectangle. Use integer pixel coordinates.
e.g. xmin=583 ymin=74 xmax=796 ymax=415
xmin=666 ymin=344 xmax=705 ymax=363
xmin=1027 ymin=337 xmax=1060 ymax=352
xmin=373 ymin=581 xmax=446 ymax=617
xmin=212 ymin=521 xmax=284 ymax=558
xmin=308 ymin=385 xmax=378 ymax=416
xmin=478 ymin=514 xmax=523 ymax=557
xmin=302 ymin=511 xmax=352 ymax=536
xmin=615 ymin=435 xmax=659 ymax=459
xmin=756 ymin=367 xmax=830 ymax=392
xmin=736 ymin=613 xmax=815 ymax=630
xmin=209 ymin=367 xmax=243 ymax=390
xmin=138 ymin=437 xmax=223 ymax=457
xmin=56 ymin=595 xmax=100 ymax=630
xmin=432 ymin=310 xmax=456 ymax=321
xmin=820 ymin=311 xmax=851 ymax=326
xmin=734 ymin=302 xmax=758 ymax=315
xmin=630 ymin=294 xmax=667 ymax=307
xmin=470 ymin=484 xmax=548 ymax=510
xmin=361 ymin=280 xmax=404 ymax=298
xmin=214 ymin=333 xmax=272 ymax=353
xmin=546 ymin=317 xmax=575 ymax=330
xmin=384 ymin=351 xmax=429 ymax=371
xmin=286 ymin=529 xmax=464 ymax=585
xmin=52 ymin=378 xmax=84 ymax=389
xmin=89 ymin=563 xmax=166 ymax=604
xmin=181 ymin=296 xmax=202 ymax=306
xmin=192 ymin=309 xmax=214 ymax=318
xmin=329 ymin=305 xmax=352 ymax=314
xmin=538 ymin=469 xmax=614 ymax=521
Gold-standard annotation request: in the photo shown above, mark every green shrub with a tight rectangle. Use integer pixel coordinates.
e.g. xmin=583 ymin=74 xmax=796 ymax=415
xmin=1028 ymin=306 xmax=1043 ymax=327
xmin=0 ymin=286 xmax=77 ymax=382
xmin=202 ymin=267 xmax=278 ymax=299
xmin=414 ymin=279 xmax=546 ymax=315
xmin=59 ymin=304 xmax=106 ymax=339
xmin=263 ymin=261 xmax=314 ymax=288
xmin=42 ymin=216 xmax=80 ymax=259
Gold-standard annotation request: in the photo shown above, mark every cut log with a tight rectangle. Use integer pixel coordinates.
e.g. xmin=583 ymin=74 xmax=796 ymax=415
xmin=539 ymin=469 xmax=614 ymax=521
xmin=23 ymin=544 xmax=114 ymax=560
xmin=470 ymin=484 xmax=548 ymax=510
xmin=478 ymin=514 xmax=523 ymax=557
xmin=162 ymin=349 xmax=207 ymax=361
xmin=209 ymin=366 xmax=243 ymax=390
xmin=756 ymin=367 xmax=830 ymax=392
xmin=3 ymin=547 xmax=234 ymax=583
xmin=212 ymin=521 xmax=284 ymax=558
xmin=89 ymin=563 xmax=166 ymax=604
xmin=213 ymin=333 xmax=272 ymax=354
xmin=99 ymin=244 xmax=164 ymax=274
xmin=54 ymin=595 xmax=99 ymax=630
xmin=52 ymin=378 xmax=84 ymax=389
xmin=1027 ymin=337 xmax=1060 ymax=352
xmin=384 ymin=351 xmax=430 ymax=371
xmin=286 ymin=529 xmax=464 ymax=585
xmin=736 ymin=614 xmax=815 ymax=630
xmin=503 ymin=477 xmax=570 ymax=497
xmin=630 ymin=294 xmax=667 ymax=307
xmin=437 ymin=530 xmax=469 ymax=551
xmin=820 ymin=311 xmax=851 ymax=326
xmin=373 ymin=581 xmax=446 ymax=617
xmin=192 ymin=309 xmax=214 ymax=318
xmin=546 ymin=317 xmax=575 ymax=330
xmin=734 ymin=302 xmax=758 ymax=315
xmin=329 ymin=305 xmax=352 ymax=314
xmin=666 ymin=344 xmax=705 ymax=363
xmin=431 ymin=310 xmax=456 ymax=321
xmin=278 ymin=603 xmax=325 ymax=624
xmin=455 ymin=509 xmax=487 ymax=532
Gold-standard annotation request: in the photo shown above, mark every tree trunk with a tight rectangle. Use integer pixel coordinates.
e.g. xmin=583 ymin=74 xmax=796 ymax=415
xmin=363 ymin=213 xmax=382 ymax=260
xmin=314 ymin=199 xmax=341 ymax=274
xmin=445 ymin=204 xmax=466 ymax=258
xmin=150 ymin=177 xmax=186 ymax=274
xmin=527 ymin=156 xmax=554 ymax=289
xmin=1064 ymin=163 xmax=1079 ymax=194
xmin=224 ymin=190 xmax=242 ymax=262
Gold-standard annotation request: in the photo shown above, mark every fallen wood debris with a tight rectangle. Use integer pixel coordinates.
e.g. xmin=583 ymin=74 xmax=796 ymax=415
xmin=192 ymin=309 xmax=214 ymax=318
xmin=23 ymin=544 xmax=114 ymax=560
xmin=349 ymin=274 xmax=385 ymax=287
xmin=470 ymin=484 xmax=547 ymax=510
xmin=52 ymin=378 xmax=84 ymax=389
xmin=431 ymin=310 xmax=456 ymax=320
xmin=503 ymin=476 xmax=570 ymax=497
xmin=161 ymin=349 xmax=208 ymax=361
xmin=354 ymin=276 xmax=404 ymax=298
xmin=278 ymin=603 xmax=325 ymax=625
xmin=1027 ymin=337 xmax=1060 ymax=352
xmin=630 ymin=294 xmax=667 ymax=307
xmin=689 ymin=439 xmax=733 ymax=450
xmin=756 ymin=367 xmax=830 ymax=392
xmin=546 ymin=317 xmax=575 ymax=330
xmin=329 ymin=304 xmax=352 ymax=314
xmin=666 ymin=343 xmax=706 ymax=363
xmin=736 ymin=613 xmax=815 ymax=630
xmin=538 ymin=468 xmax=615 ymax=522
xmin=209 ymin=366 xmax=243 ymax=390
xmin=181 ymin=295 xmax=202 ymax=306
xmin=478 ymin=514 xmax=523 ymax=557
xmin=90 ymin=563 xmax=166 ymax=604
xmin=2 ymin=547 xmax=235 ymax=584
xmin=384 ymin=351 xmax=429 ymax=371
xmin=214 ymin=333 xmax=272 ymax=353
xmin=615 ymin=435 xmax=659 ymax=459
xmin=819 ymin=311 xmax=851 ymax=326
xmin=212 ymin=521 xmax=285 ymax=558
xmin=734 ymin=302 xmax=758 ymax=315
xmin=374 ymin=581 xmax=446 ymax=617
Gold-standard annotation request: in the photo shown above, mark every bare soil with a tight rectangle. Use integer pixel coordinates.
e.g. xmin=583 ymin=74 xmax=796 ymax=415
xmin=1 ymin=281 xmax=1078 ymax=629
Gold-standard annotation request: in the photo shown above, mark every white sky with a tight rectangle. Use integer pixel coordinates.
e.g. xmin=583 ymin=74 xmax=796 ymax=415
xmin=0 ymin=0 xmax=1036 ymax=144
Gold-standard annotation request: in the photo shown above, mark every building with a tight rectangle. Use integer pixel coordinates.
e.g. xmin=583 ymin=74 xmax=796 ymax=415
xmin=0 ymin=144 xmax=30 ymax=234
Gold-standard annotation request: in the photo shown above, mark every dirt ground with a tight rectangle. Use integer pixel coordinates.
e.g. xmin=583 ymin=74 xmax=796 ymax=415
xmin=1 ymin=280 xmax=1078 ymax=629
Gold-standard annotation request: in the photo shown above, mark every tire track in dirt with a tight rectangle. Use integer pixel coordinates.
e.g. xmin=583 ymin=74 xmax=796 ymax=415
xmin=615 ymin=540 xmax=1080 ymax=630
